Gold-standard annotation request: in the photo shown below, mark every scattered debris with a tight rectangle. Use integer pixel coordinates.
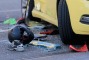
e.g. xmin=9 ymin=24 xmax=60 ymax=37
xmin=40 ymin=30 xmax=54 ymax=35
xmin=34 ymin=34 xmax=47 ymax=39
xmin=29 ymin=25 xmax=45 ymax=30
xmin=16 ymin=18 xmax=24 ymax=23
xmin=16 ymin=18 xmax=26 ymax=24
xmin=3 ymin=18 xmax=16 ymax=25
xmin=30 ymin=40 xmax=61 ymax=51
xmin=6 ymin=18 xmax=61 ymax=52
xmin=34 ymin=38 xmax=47 ymax=41
xmin=8 ymin=40 xmax=24 ymax=52
xmin=40 ymin=29 xmax=59 ymax=35
xmin=69 ymin=44 xmax=88 ymax=52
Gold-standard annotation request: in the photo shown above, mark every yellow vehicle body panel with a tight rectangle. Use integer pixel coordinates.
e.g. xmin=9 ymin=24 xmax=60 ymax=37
xmin=32 ymin=0 xmax=58 ymax=26
xmin=32 ymin=10 xmax=58 ymax=26
xmin=66 ymin=0 xmax=89 ymax=34
xmin=32 ymin=0 xmax=89 ymax=35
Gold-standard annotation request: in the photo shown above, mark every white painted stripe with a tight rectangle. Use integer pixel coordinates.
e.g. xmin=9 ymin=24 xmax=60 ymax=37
xmin=0 ymin=9 xmax=21 ymax=13
xmin=0 ymin=40 xmax=8 ymax=42
xmin=0 ymin=29 xmax=10 ymax=32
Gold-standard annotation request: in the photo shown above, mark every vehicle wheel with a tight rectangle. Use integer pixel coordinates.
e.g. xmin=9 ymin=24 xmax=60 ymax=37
xmin=58 ymin=0 xmax=85 ymax=44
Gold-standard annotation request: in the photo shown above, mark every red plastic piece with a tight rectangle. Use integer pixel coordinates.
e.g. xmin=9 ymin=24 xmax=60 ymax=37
xmin=16 ymin=18 xmax=24 ymax=23
xmin=69 ymin=44 xmax=88 ymax=52
xmin=40 ymin=30 xmax=54 ymax=34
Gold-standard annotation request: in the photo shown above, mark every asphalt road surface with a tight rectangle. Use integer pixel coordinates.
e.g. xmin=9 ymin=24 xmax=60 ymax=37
xmin=0 ymin=0 xmax=22 ymax=22
xmin=0 ymin=0 xmax=89 ymax=60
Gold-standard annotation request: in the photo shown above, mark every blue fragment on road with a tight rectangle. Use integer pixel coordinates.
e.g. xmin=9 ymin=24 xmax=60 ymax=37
xmin=30 ymin=40 xmax=61 ymax=52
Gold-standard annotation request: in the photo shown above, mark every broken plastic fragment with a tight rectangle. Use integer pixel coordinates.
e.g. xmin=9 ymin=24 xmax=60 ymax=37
xmin=30 ymin=40 xmax=61 ymax=51
xmin=29 ymin=25 xmax=45 ymax=30
xmin=34 ymin=34 xmax=47 ymax=39
xmin=40 ymin=29 xmax=59 ymax=35
xmin=9 ymin=40 xmax=25 ymax=52
xmin=3 ymin=18 xmax=16 ymax=25
xmin=40 ymin=30 xmax=54 ymax=35
xmin=69 ymin=44 xmax=88 ymax=52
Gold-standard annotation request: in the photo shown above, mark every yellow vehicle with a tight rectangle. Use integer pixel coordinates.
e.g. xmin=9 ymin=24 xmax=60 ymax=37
xmin=27 ymin=0 xmax=89 ymax=44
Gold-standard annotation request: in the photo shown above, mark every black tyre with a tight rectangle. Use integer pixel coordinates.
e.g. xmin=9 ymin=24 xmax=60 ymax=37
xmin=58 ymin=0 xmax=84 ymax=44
xmin=27 ymin=0 xmax=34 ymax=19
xmin=21 ymin=0 xmax=34 ymax=25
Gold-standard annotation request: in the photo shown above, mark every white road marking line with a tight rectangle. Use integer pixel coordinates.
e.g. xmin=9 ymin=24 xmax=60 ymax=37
xmin=0 ymin=40 xmax=7 ymax=42
xmin=0 ymin=29 xmax=10 ymax=32
xmin=0 ymin=9 xmax=21 ymax=13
